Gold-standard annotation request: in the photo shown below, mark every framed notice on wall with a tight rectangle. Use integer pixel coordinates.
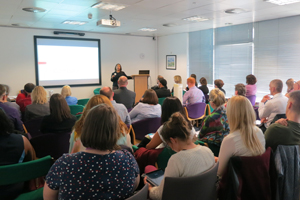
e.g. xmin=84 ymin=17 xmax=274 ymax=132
xmin=166 ymin=55 xmax=176 ymax=70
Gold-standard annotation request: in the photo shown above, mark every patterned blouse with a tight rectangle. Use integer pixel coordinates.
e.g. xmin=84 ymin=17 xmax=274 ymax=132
xmin=46 ymin=150 xmax=139 ymax=200
xmin=198 ymin=105 xmax=230 ymax=146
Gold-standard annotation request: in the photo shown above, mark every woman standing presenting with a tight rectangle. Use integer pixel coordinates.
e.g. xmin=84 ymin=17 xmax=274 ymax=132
xmin=111 ymin=63 xmax=132 ymax=90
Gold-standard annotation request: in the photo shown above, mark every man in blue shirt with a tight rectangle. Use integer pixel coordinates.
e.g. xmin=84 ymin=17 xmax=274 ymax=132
xmin=183 ymin=77 xmax=205 ymax=106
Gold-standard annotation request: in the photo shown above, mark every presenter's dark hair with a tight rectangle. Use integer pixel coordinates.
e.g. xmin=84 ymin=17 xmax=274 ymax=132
xmin=142 ymin=89 xmax=158 ymax=105
xmin=115 ymin=63 xmax=122 ymax=72
xmin=50 ymin=94 xmax=73 ymax=122
xmin=161 ymin=97 xmax=187 ymax=124
xmin=0 ymin=108 xmax=14 ymax=135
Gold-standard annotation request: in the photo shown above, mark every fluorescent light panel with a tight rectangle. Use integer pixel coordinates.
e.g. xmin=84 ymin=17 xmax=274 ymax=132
xmin=182 ymin=16 xmax=209 ymax=22
xmin=139 ymin=28 xmax=157 ymax=32
xmin=264 ymin=0 xmax=300 ymax=5
xmin=91 ymin=2 xmax=126 ymax=11
xmin=63 ymin=21 xmax=87 ymax=25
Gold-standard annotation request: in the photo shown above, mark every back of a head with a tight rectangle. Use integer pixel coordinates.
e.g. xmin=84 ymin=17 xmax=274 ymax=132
xmin=161 ymin=97 xmax=185 ymax=123
xmin=187 ymin=77 xmax=195 ymax=85
xmin=200 ymin=77 xmax=207 ymax=86
xmin=50 ymin=93 xmax=72 ymax=122
xmin=24 ymin=83 xmax=35 ymax=93
xmin=0 ymin=108 xmax=14 ymax=135
xmin=0 ymin=84 xmax=6 ymax=97
xmin=2 ymin=85 xmax=9 ymax=95
xmin=235 ymin=83 xmax=246 ymax=96
xmin=214 ymin=79 xmax=224 ymax=88
xmin=160 ymin=112 xmax=192 ymax=144
xmin=100 ymin=87 xmax=113 ymax=99
xmin=174 ymin=75 xmax=182 ymax=84
xmin=158 ymin=78 xmax=167 ymax=88
xmin=158 ymin=75 xmax=164 ymax=79
xmin=191 ymin=74 xmax=197 ymax=80
xmin=271 ymin=79 xmax=283 ymax=93
xmin=31 ymin=86 xmax=47 ymax=104
xmin=118 ymin=76 xmax=128 ymax=86
xmin=289 ymin=91 xmax=300 ymax=114
xmin=209 ymin=88 xmax=226 ymax=107
xmin=81 ymin=104 xmax=120 ymax=151
xmin=61 ymin=85 xmax=71 ymax=98
xmin=286 ymin=78 xmax=294 ymax=92
xmin=142 ymin=89 xmax=158 ymax=105
xmin=246 ymin=74 xmax=257 ymax=85
xmin=227 ymin=96 xmax=264 ymax=156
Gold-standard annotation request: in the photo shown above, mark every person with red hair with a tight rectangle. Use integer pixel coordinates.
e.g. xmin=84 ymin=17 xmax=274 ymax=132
xmin=182 ymin=77 xmax=205 ymax=106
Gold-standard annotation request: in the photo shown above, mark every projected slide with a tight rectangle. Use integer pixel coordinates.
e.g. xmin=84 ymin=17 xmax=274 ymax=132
xmin=34 ymin=36 xmax=101 ymax=87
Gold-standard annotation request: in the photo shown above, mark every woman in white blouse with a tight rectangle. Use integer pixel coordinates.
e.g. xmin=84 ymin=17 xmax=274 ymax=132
xmin=217 ymin=95 xmax=265 ymax=176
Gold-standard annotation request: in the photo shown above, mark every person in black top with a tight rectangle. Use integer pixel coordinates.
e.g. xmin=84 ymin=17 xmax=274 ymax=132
xmin=111 ymin=63 xmax=132 ymax=90
xmin=214 ymin=79 xmax=226 ymax=95
xmin=40 ymin=94 xmax=76 ymax=134
xmin=199 ymin=77 xmax=209 ymax=95
xmin=154 ymin=78 xmax=171 ymax=98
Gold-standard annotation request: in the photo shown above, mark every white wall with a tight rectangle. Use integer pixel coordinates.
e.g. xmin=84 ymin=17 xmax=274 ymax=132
xmin=0 ymin=26 xmax=157 ymax=99
xmin=157 ymin=33 xmax=189 ymax=90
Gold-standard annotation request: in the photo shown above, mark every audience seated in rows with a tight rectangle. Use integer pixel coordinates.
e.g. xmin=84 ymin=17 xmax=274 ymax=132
xmin=100 ymin=86 xmax=131 ymax=126
xmin=151 ymin=75 xmax=164 ymax=90
xmin=258 ymin=79 xmax=288 ymax=132
xmin=265 ymin=90 xmax=300 ymax=151
xmin=40 ymin=93 xmax=76 ymax=134
xmin=2 ymin=85 xmax=21 ymax=117
xmin=183 ymin=77 xmax=205 ymax=106
xmin=198 ymin=77 xmax=209 ymax=96
xmin=0 ymin=109 xmax=36 ymax=199
xmin=144 ymin=112 xmax=215 ymax=200
xmin=235 ymin=83 xmax=246 ymax=96
xmin=129 ymin=89 xmax=161 ymax=123
xmin=214 ymin=79 xmax=226 ymax=95
xmin=153 ymin=78 xmax=171 ymax=98
xmin=285 ymin=78 xmax=294 ymax=97
xmin=218 ymin=95 xmax=265 ymax=176
xmin=199 ymin=88 xmax=229 ymax=147
xmin=141 ymin=96 xmax=196 ymax=149
xmin=245 ymin=74 xmax=257 ymax=97
xmin=25 ymin=86 xmax=50 ymax=121
xmin=0 ymin=84 xmax=24 ymax=131
xmin=61 ymin=85 xmax=78 ymax=106
xmin=16 ymin=83 xmax=35 ymax=113
xmin=113 ymin=76 xmax=136 ymax=109
xmin=44 ymin=104 xmax=139 ymax=199
xmin=70 ymin=95 xmax=132 ymax=153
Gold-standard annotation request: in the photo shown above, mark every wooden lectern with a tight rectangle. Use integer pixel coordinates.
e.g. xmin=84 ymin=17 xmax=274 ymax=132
xmin=132 ymin=74 xmax=149 ymax=103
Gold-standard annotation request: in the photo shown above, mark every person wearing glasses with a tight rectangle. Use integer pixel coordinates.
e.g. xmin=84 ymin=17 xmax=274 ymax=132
xmin=198 ymin=88 xmax=230 ymax=152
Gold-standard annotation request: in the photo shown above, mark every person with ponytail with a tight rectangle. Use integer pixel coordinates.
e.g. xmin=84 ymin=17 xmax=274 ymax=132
xmin=145 ymin=112 xmax=215 ymax=200
xmin=217 ymin=95 xmax=265 ymax=176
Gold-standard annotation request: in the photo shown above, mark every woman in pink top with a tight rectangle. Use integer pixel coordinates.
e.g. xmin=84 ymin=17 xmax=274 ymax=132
xmin=245 ymin=74 xmax=257 ymax=97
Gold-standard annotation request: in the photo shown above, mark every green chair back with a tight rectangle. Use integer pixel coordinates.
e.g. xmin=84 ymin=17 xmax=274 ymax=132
xmin=0 ymin=156 xmax=53 ymax=186
xmin=158 ymin=97 xmax=166 ymax=106
xmin=157 ymin=147 xmax=176 ymax=171
xmin=93 ymin=88 xmax=101 ymax=95
xmin=183 ymin=90 xmax=186 ymax=96
xmin=208 ymin=102 xmax=214 ymax=113
xmin=69 ymin=105 xmax=84 ymax=115
xmin=77 ymin=98 xmax=89 ymax=106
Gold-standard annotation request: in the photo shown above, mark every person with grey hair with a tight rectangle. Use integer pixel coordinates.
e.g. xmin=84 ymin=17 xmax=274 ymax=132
xmin=265 ymin=90 xmax=300 ymax=151
xmin=235 ymin=83 xmax=246 ymax=96
xmin=100 ymin=86 xmax=131 ymax=126
xmin=1 ymin=84 xmax=21 ymax=117
xmin=113 ymin=76 xmax=136 ymax=109
xmin=258 ymin=79 xmax=288 ymax=132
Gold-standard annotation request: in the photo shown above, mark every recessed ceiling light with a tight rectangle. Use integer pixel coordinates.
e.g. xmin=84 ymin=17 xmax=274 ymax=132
xmin=224 ymin=8 xmax=247 ymax=14
xmin=264 ymin=0 xmax=300 ymax=5
xmin=22 ymin=7 xmax=46 ymax=13
xmin=62 ymin=21 xmax=87 ymax=25
xmin=182 ymin=16 xmax=209 ymax=22
xmin=91 ymin=1 xmax=126 ymax=11
xmin=139 ymin=28 xmax=157 ymax=32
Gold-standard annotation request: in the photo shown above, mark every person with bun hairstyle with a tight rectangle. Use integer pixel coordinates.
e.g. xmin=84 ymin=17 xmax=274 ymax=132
xmin=144 ymin=112 xmax=215 ymax=200
xmin=214 ymin=79 xmax=226 ymax=95
xmin=111 ymin=63 xmax=132 ymax=90
xmin=245 ymin=74 xmax=257 ymax=97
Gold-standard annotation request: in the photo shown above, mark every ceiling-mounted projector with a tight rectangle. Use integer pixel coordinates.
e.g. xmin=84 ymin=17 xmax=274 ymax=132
xmin=97 ymin=14 xmax=120 ymax=28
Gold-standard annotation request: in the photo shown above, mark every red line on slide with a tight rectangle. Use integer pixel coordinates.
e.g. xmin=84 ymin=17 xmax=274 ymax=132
xmin=38 ymin=62 xmax=47 ymax=64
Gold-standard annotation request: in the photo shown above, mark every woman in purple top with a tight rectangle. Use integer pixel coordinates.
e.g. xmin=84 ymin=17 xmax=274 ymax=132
xmin=245 ymin=74 xmax=257 ymax=97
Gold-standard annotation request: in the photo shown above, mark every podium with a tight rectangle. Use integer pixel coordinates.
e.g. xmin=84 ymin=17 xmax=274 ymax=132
xmin=132 ymin=74 xmax=149 ymax=103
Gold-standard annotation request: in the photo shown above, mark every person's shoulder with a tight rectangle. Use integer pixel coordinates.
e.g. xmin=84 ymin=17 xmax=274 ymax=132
xmin=265 ymin=123 xmax=289 ymax=135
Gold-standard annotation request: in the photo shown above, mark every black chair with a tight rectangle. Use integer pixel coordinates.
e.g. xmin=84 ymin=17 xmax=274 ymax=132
xmin=271 ymin=114 xmax=286 ymax=124
xmin=162 ymin=162 xmax=219 ymax=200
xmin=126 ymin=184 xmax=148 ymax=200
xmin=23 ymin=117 xmax=44 ymax=138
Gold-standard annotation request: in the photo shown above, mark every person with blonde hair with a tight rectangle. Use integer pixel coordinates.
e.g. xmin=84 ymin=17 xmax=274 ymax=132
xmin=198 ymin=88 xmax=229 ymax=151
xmin=182 ymin=77 xmax=205 ymax=105
xmin=70 ymin=95 xmax=131 ymax=153
xmin=217 ymin=95 xmax=265 ymax=176
xmin=171 ymin=75 xmax=182 ymax=94
xmin=25 ymin=86 xmax=50 ymax=121
xmin=61 ymin=85 xmax=77 ymax=105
